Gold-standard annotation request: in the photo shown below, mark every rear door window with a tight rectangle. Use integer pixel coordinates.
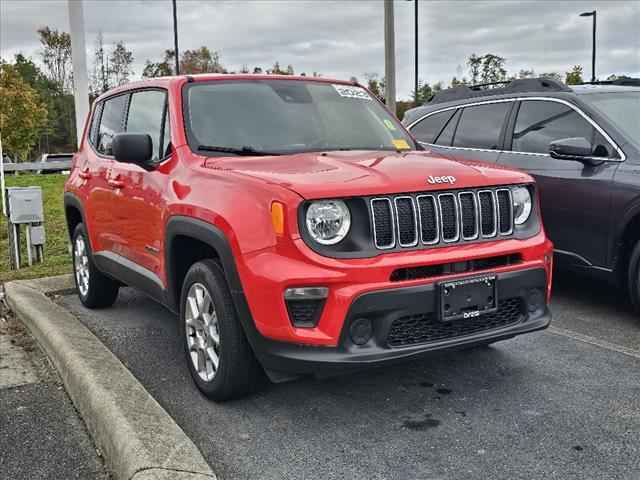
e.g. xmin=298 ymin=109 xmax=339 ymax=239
xmin=97 ymin=94 xmax=128 ymax=156
xmin=453 ymin=102 xmax=511 ymax=150
xmin=512 ymin=100 xmax=616 ymax=157
xmin=411 ymin=110 xmax=456 ymax=144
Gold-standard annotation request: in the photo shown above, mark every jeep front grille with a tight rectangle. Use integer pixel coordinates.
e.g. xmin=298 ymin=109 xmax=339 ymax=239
xmin=370 ymin=187 xmax=514 ymax=250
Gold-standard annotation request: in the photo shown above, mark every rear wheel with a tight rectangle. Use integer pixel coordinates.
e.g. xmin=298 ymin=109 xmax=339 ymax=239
xmin=628 ymin=240 xmax=640 ymax=314
xmin=179 ymin=259 xmax=263 ymax=401
xmin=72 ymin=224 xmax=119 ymax=308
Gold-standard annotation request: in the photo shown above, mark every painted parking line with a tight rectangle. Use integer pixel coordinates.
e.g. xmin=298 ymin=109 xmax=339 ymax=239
xmin=547 ymin=325 xmax=640 ymax=360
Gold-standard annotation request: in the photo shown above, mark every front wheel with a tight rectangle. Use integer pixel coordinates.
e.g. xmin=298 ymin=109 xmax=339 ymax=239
xmin=179 ymin=259 xmax=263 ymax=401
xmin=628 ymin=240 xmax=640 ymax=314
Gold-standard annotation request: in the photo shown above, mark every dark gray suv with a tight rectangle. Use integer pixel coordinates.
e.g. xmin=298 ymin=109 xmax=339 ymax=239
xmin=404 ymin=78 xmax=640 ymax=312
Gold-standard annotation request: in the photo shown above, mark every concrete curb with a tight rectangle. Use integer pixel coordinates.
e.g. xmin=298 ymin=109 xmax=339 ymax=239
xmin=5 ymin=276 xmax=217 ymax=480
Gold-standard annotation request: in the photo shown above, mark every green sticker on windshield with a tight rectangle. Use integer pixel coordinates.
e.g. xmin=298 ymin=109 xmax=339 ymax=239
xmin=384 ymin=119 xmax=397 ymax=131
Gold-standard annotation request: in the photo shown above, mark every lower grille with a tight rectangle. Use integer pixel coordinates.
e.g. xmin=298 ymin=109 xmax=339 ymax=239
xmin=386 ymin=298 xmax=524 ymax=347
xmin=286 ymin=299 xmax=325 ymax=328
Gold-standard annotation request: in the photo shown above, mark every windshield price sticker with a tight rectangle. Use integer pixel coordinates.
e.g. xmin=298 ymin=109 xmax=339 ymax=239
xmin=332 ymin=84 xmax=371 ymax=100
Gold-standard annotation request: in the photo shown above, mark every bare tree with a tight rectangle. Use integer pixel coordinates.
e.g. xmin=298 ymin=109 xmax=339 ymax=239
xmin=37 ymin=26 xmax=72 ymax=93
xmin=109 ymin=41 xmax=134 ymax=86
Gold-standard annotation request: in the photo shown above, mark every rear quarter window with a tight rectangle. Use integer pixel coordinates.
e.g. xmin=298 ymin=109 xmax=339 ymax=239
xmin=411 ymin=110 xmax=456 ymax=144
xmin=97 ymin=94 xmax=128 ymax=156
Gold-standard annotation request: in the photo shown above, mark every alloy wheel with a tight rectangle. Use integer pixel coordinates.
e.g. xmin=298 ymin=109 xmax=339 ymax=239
xmin=185 ymin=282 xmax=221 ymax=382
xmin=74 ymin=236 xmax=90 ymax=297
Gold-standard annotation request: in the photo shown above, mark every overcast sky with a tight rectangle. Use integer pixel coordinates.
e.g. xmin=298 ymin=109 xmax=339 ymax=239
xmin=1 ymin=0 xmax=638 ymax=99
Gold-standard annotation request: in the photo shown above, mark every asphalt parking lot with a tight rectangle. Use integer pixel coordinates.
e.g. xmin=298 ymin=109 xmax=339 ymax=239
xmin=59 ymin=271 xmax=640 ymax=480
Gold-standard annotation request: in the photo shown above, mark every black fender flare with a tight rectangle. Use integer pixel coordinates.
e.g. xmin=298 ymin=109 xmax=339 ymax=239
xmin=613 ymin=197 xmax=640 ymax=268
xmin=164 ymin=215 xmax=246 ymax=312
xmin=63 ymin=192 xmax=88 ymax=240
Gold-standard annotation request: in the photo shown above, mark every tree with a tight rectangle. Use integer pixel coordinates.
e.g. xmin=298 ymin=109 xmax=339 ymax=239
xmin=0 ymin=62 xmax=48 ymax=160
xmin=467 ymin=53 xmax=482 ymax=84
xmin=109 ymin=41 xmax=134 ymax=86
xmin=539 ymin=72 xmax=563 ymax=82
xmin=480 ymin=54 xmax=507 ymax=84
xmin=180 ymin=47 xmax=225 ymax=74
xmin=518 ymin=69 xmax=535 ymax=79
xmin=142 ymin=50 xmax=174 ymax=78
xmin=411 ymin=79 xmax=433 ymax=105
xmin=91 ymin=32 xmax=110 ymax=94
xmin=8 ymin=53 xmax=75 ymax=156
xmin=37 ymin=26 xmax=72 ymax=93
xmin=565 ymin=65 xmax=584 ymax=85
xmin=364 ymin=73 xmax=384 ymax=101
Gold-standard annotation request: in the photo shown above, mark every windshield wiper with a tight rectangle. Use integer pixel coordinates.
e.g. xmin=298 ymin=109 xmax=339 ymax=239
xmin=197 ymin=145 xmax=280 ymax=156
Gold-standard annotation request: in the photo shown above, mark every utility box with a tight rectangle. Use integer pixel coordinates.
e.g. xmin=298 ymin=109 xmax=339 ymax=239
xmin=29 ymin=225 xmax=46 ymax=246
xmin=7 ymin=187 xmax=44 ymax=224
xmin=5 ymin=186 xmax=45 ymax=269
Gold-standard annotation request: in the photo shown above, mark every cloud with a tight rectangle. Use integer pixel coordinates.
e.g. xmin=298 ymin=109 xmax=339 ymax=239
xmin=1 ymin=0 xmax=638 ymax=99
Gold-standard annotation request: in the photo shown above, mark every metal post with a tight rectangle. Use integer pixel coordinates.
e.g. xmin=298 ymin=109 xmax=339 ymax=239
xmin=384 ymin=0 xmax=396 ymax=114
xmin=414 ymin=0 xmax=419 ymax=105
xmin=173 ymin=0 xmax=180 ymax=75
xmin=68 ymin=0 xmax=90 ymax=149
xmin=591 ymin=11 xmax=597 ymax=82
xmin=12 ymin=224 xmax=20 ymax=270
xmin=580 ymin=10 xmax=597 ymax=82
xmin=0 ymin=132 xmax=6 ymax=217
xmin=25 ymin=226 xmax=33 ymax=266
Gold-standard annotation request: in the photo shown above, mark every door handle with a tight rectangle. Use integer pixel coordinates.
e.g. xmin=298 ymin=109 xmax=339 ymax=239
xmin=108 ymin=178 xmax=125 ymax=189
xmin=79 ymin=168 xmax=91 ymax=179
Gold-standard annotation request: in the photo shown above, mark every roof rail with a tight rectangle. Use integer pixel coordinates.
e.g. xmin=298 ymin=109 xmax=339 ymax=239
xmin=580 ymin=78 xmax=640 ymax=87
xmin=428 ymin=77 xmax=571 ymax=105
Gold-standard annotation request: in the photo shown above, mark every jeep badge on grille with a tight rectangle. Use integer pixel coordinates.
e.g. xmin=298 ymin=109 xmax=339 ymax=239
xmin=427 ymin=175 xmax=457 ymax=185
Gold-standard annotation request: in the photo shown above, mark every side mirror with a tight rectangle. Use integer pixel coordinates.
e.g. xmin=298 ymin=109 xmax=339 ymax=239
xmin=113 ymin=133 xmax=153 ymax=167
xmin=549 ymin=137 xmax=604 ymax=166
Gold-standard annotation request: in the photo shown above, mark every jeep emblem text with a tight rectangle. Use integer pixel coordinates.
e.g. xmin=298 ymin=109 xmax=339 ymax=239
xmin=427 ymin=175 xmax=457 ymax=185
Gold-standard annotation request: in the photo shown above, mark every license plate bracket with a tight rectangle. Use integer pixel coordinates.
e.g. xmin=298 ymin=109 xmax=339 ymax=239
xmin=438 ymin=275 xmax=498 ymax=322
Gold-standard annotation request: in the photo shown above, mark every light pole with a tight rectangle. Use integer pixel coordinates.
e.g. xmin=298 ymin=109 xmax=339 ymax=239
xmin=384 ymin=0 xmax=396 ymax=114
xmin=67 ymin=0 xmax=90 ymax=149
xmin=172 ymin=0 xmax=180 ymax=75
xmin=580 ymin=10 xmax=596 ymax=82
xmin=408 ymin=0 xmax=418 ymax=105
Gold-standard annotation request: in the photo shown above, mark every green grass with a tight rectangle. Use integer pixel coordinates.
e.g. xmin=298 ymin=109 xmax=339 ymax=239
xmin=1 ymin=173 xmax=71 ymax=282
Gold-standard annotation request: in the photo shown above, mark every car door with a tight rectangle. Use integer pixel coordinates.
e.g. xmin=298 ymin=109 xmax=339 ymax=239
xmin=498 ymin=98 xmax=622 ymax=268
xmin=109 ymin=88 xmax=170 ymax=278
xmin=87 ymin=93 xmax=128 ymax=254
xmin=409 ymin=100 xmax=514 ymax=164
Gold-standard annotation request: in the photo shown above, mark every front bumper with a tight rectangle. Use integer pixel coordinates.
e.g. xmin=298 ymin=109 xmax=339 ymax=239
xmin=238 ymin=267 xmax=550 ymax=377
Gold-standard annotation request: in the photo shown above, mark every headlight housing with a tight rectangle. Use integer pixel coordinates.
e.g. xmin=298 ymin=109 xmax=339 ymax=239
xmin=305 ymin=200 xmax=351 ymax=245
xmin=512 ymin=186 xmax=533 ymax=225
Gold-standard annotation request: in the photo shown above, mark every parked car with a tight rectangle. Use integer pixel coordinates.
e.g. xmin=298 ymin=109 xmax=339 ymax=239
xmin=404 ymin=78 xmax=640 ymax=312
xmin=64 ymin=74 xmax=553 ymax=400
xmin=38 ymin=153 xmax=73 ymax=174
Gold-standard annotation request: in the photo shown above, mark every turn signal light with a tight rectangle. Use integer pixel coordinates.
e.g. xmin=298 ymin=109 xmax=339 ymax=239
xmin=271 ymin=202 xmax=285 ymax=235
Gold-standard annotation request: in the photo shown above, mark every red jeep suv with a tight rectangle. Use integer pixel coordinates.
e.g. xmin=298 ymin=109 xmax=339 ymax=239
xmin=65 ymin=75 xmax=553 ymax=400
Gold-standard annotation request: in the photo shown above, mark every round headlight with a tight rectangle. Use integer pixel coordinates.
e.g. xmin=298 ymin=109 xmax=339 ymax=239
xmin=512 ymin=187 xmax=532 ymax=225
xmin=305 ymin=200 xmax=351 ymax=245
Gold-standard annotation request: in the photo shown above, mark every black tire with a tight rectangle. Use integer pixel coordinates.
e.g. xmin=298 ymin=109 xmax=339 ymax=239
xmin=628 ymin=240 xmax=640 ymax=314
xmin=179 ymin=259 xmax=263 ymax=401
xmin=71 ymin=224 xmax=119 ymax=308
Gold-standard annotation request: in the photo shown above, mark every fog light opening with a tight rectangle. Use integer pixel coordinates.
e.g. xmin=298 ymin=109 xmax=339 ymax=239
xmin=527 ymin=288 xmax=545 ymax=314
xmin=350 ymin=318 xmax=373 ymax=346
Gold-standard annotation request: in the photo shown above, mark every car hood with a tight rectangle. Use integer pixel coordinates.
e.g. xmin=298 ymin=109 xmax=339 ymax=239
xmin=203 ymin=150 xmax=532 ymax=199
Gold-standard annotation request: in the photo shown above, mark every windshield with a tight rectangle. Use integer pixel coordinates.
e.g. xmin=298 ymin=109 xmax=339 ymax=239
xmin=184 ymin=80 xmax=415 ymax=155
xmin=580 ymin=92 xmax=640 ymax=147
